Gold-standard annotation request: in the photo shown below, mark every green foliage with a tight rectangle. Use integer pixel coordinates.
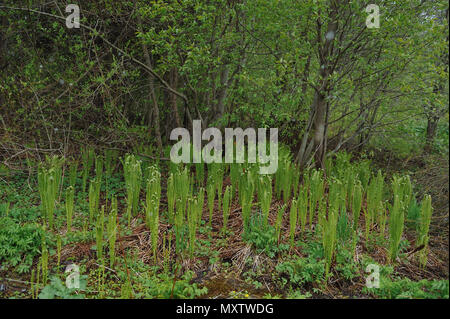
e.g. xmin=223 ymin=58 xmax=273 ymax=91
xmin=352 ymin=182 xmax=363 ymax=230
xmin=141 ymin=271 xmax=208 ymax=299
xmin=276 ymin=255 xmax=326 ymax=287
xmin=107 ymin=197 xmax=118 ymax=268
xmin=365 ymin=277 xmax=449 ymax=299
xmin=206 ymin=178 xmax=215 ymax=228
xmin=389 ymin=195 xmax=405 ymax=263
xmin=145 ymin=165 xmax=161 ymax=261
xmin=167 ymin=173 xmax=175 ymax=224
xmin=243 ymin=214 xmax=288 ymax=258
xmin=297 ymin=186 xmax=308 ymax=232
xmin=308 ymin=169 xmax=324 ymax=228
xmin=406 ymin=198 xmax=421 ymax=230
xmin=258 ymin=175 xmax=272 ymax=228
xmin=222 ymin=185 xmax=232 ymax=233
xmin=123 ymin=154 xmax=142 ymax=224
xmin=88 ymin=178 xmax=100 ymax=223
xmin=417 ymin=195 xmax=433 ymax=268
xmin=337 ymin=208 xmax=351 ymax=244
xmin=289 ymin=199 xmax=298 ymax=248
xmin=365 ymin=170 xmax=384 ymax=243
xmin=0 ymin=217 xmax=43 ymax=273
xmin=37 ymin=156 xmax=64 ymax=228
xmin=95 ymin=205 xmax=105 ymax=260
xmin=320 ymin=179 xmax=340 ymax=277
xmin=38 ymin=276 xmax=87 ymax=299
xmin=240 ymin=170 xmax=255 ymax=234
xmin=65 ymin=186 xmax=75 ymax=232
xmin=275 ymin=204 xmax=286 ymax=243
xmin=334 ymin=246 xmax=359 ymax=280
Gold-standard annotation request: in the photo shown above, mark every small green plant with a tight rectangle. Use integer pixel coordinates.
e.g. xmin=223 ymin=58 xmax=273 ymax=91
xmin=37 ymin=156 xmax=64 ymax=228
xmin=365 ymin=170 xmax=384 ymax=243
xmin=309 ymin=169 xmax=323 ymax=229
xmin=275 ymin=204 xmax=286 ymax=243
xmin=0 ymin=217 xmax=43 ymax=273
xmin=417 ymin=195 xmax=432 ymax=268
xmin=258 ymin=176 xmax=272 ymax=228
xmin=123 ymin=154 xmax=142 ymax=225
xmin=206 ymin=178 xmax=215 ymax=228
xmin=41 ymin=238 xmax=49 ymax=285
xmin=145 ymin=166 xmax=161 ymax=262
xmin=243 ymin=214 xmax=287 ymax=258
xmin=298 ymin=187 xmax=308 ymax=232
xmin=365 ymin=277 xmax=449 ymax=299
xmin=229 ymin=163 xmax=241 ymax=201
xmin=96 ymin=205 xmax=105 ymax=260
xmin=352 ymin=181 xmax=363 ymax=231
xmin=107 ymin=197 xmax=118 ymax=268
xmin=167 ymin=173 xmax=175 ymax=223
xmin=56 ymin=234 xmax=61 ymax=268
xmin=65 ymin=186 xmax=75 ymax=232
xmin=38 ymin=276 xmax=87 ymax=299
xmin=187 ymin=197 xmax=199 ymax=258
xmin=389 ymin=195 xmax=405 ymax=263
xmin=320 ymin=180 xmax=340 ymax=277
xmin=88 ymin=178 xmax=100 ymax=223
xmin=276 ymin=254 xmax=326 ymax=287
xmin=289 ymin=199 xmax=298 ymax=248
xmin=222 ymin=185 xmax=232 ymax=233
xmin=240 ymin=171 xmax=255 ymax=234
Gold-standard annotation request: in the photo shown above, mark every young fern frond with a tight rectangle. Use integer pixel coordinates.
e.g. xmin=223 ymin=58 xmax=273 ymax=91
xmin=123 ymin=154 xmax=142 ymax=225
xmin=37 ymin=156 xmax=63 ymax=229
xmin=65 ymin=186 xmax=75 ymax=232
xmin=240 ymin=171 xmax=255 ymax=234
xmin=187 ymin=198 xmax=198 ymax=258
xmin=289 ymin=199 xmax=298 ymax=248
xmin=107 ymin=197 xmax=118 ymax=268
xmin=275 ymin=204 xmax=286 ymax=243
xmin=146 ymin=165 xmax=161 ymax=262
xmin=96 ymin=205 xmax=105 ymax=260
xmin=298 ymin=186 xmax=308 ymax=232
xmin=258 ymin=176 xmax=272 ymax=228
xmin=308 ymin=170 xmax=323 ymax=228
xmin=197 ymin=187 xmax=205 ymax=226
xmin=417 ymin=195 xmax=432 ymax=268
xmin=222 ymin=186 xmax=232 ymax=233
xmin=322 ymin=205 xmax=339 ymax=278
xmin=88 ymin=178 xmax=100 ymax=223
xmin=352 ymin=182 xmax=363 ymax=231
xmin=167 ymin=173 xmax=175 ymax=224
xmin=389 ymin=195 xmax=405 ymax=263
xmin=207 ymin=178 xmax=215 ymax=228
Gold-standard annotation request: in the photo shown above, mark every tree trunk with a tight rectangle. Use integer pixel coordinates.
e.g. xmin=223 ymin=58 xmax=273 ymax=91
xmin=424 ymin=115 xmax=439 ymax=154
xmin=313 ymin=92 xmax=327 ymax=169
xmin=170 ymin=67 xmax=182 ymax=128
xmin=139 ymin=26 xmax=163 ymax=155
xmin=311 ymin=3 xmax=338 ymax=169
